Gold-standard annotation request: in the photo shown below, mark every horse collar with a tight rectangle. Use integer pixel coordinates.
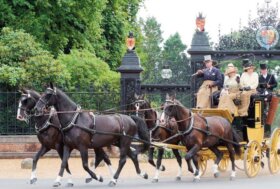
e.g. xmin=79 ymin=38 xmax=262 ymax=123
xmin=179 ymin=112 xmax=194 ymax=136
xmin=35 ymin=107 xmax=56 ymax=133
xmin=62 ymin=105 xmax=81 ymax=132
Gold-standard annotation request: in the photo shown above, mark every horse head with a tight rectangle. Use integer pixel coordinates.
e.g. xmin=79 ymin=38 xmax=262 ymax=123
xmin=160 ymin=93 xmax=183 ymax=125
xmin=133 ymin=93 xmax=150 ymax=112
xmin=17 ymin=88 xmax=41 ymax=122
xmin=35 ymin=82 xmax=57 ymax=116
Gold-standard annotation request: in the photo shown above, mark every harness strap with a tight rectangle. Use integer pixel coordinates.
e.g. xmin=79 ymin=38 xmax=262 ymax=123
xmin=178 ymin=112 xmax=194 ymax=135
xmin=61 ymin=105 xmax=81 ymax=132
xmin=35 ymin=107 xmax=57 ymax=133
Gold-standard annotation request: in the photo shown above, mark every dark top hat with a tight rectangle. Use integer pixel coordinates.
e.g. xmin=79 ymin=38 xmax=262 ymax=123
xmin=242 ymin=59 xmax=254 ymax=70
xmin=260 ymin=63 xmax=268 ymax=70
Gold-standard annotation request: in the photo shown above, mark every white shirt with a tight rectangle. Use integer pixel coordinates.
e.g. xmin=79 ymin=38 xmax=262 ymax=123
xmin=262 ymin=74 xmax=267 ymax=79
xmin=240 ymin=72 xmax=259 ymax=90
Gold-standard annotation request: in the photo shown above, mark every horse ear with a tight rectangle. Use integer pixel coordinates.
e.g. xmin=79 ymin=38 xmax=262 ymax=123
xmin=134 ymin=93 xmax=139 ymax=99
xmin=170 ymin=94 xmax=176 ymax=101
xmin=50 ymin=82 xmax=54 ymax=89
xmin=166 ymin=93 xmax=170 ymax=100
xmin=140 ymin=93 xmax=145 ymax=99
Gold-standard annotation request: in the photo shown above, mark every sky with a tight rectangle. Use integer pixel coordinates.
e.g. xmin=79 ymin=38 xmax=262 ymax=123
xmin=138 ymin=0 xmax=276 ymax=49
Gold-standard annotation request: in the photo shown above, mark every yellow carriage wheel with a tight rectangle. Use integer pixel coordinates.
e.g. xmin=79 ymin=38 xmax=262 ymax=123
xmin=268 ymin=128 xmax=280 ymax=174
xmin=218 ymin=157 xmax=229 ymax=172
xmin=198 ymin=157 xmax=207 ymax=176
xmin=244 ymin=140 xmax=262 ymax=178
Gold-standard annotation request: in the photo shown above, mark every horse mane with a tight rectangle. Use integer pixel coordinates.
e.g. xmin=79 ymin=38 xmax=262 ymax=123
xmin=55 ymin=88 xmax=77 ymax=107
xmin=28 ymin=89 xmax=41 ymax=99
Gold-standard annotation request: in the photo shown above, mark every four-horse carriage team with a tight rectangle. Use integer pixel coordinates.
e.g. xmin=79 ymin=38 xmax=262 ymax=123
xmin=16 ymin=54 xmax=280 ymax=187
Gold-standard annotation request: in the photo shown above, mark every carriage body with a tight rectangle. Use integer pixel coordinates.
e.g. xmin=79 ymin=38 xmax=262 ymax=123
xmin=191 ymin=94 xmax=280 ymax=177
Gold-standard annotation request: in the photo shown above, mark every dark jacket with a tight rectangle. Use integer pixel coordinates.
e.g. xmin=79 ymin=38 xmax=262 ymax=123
xmin=198 ymin=67 xmax=223 ymax=88
xmin=258 ymin=74 xmax=278 ymax=92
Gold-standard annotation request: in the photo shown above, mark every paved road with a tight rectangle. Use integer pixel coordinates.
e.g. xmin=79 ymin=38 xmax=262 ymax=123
xmin=1 ymin=173 xmax=279 ymax=189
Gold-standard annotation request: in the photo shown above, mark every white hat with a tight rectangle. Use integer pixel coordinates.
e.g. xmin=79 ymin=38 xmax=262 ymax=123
xmin=227 ymin=63 xmax=234 ymax=67
xmin=203 ymin=55 xmax=212 ymax=62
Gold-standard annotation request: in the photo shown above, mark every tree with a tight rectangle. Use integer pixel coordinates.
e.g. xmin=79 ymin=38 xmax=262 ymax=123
xmin=0 ymin=27 xmax=67 ymax=90
xmin=162 ymin=32 xmax=188 ymax=84
xmin=56 ymin=49 xmax=120 ymax=92
xmin=98 ymin=0 xmax=144 ymax=70
xmin=138 ymin=17 xmax=163 ymax=83
xmin=0 ymin=0 xmax=106 ymax=56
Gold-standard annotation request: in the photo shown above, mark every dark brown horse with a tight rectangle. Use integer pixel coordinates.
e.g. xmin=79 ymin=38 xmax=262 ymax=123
xmin=17 ymin=89 xmax=73 ymax=186
xmin=132 ymin=94 xmax=185 ymax=182
xmin=34 ymin=83 xmax=149 ymax=187
xmin=163 ymin=102 xmax=241 ymax=181
xmin=17 ymin=89 xmax=114 ymax=186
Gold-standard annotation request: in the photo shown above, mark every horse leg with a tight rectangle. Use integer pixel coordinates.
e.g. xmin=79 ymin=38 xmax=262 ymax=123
xmin=184 ymin=144 xmax=201 ymax=182
xmin=172 ymin=149 xmax=182 ymax=181
xmin=101 ymin=149 xmax=116 ymax=181
xmin=80 ymin=148 xmax=103 ymax=183
xmin=226 ymin=143 xmax=236 ymax=180
xmin=57 ymin=146 xmax=73 ymax=187
xmin=86 ymin=148 xmax=115 ymax=184
xmin=186 ymin=158 xmax=194 ymax=174
xmin=109 ymin=142 xmax=130 ymax=187
xmin=209 ymin=146 xmax=223 ymax=178
xmin=127 ymin=148 xmax=148 ymax=179
xmin=192 ymin=154 xmax=201 ymax=182
xmin=30 ymin=145 xmax=50 ymax=184
xmin=152 ymin=148 xmax=164 ymax=183
xmin=53 ymin=145 xmax=72 ymax=187
xmin=148 ymin=147 xmax=156 ymax=167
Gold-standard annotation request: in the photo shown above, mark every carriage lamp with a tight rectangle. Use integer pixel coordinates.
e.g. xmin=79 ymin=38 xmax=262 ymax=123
xmin=161 ymin=64 xmax=172 ymax=79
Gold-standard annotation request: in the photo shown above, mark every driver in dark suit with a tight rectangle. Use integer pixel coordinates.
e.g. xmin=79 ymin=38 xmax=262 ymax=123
xmin=258 ymin=63 xmax=278 ymax=94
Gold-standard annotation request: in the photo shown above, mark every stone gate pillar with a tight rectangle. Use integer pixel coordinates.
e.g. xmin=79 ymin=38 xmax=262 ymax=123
xmin=117 ymin=38 xmax=143 ymax=112
xmin=187 ymin=29 xmax=212 ymax=107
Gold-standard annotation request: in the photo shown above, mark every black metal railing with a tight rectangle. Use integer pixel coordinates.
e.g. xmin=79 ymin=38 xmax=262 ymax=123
xmin=0 ymin=91 xmax=120 ymax=135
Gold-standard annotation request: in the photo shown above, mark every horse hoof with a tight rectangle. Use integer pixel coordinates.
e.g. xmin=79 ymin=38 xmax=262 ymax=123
xmin=160 ymin=165 xmax=166 ymax=171
xmin=230 ymin=176 xmax=235 ymax=181
xmin=143 ymin=173 xmax=148 ymax=179
xmin=108 ymin=181 xmax=116 ymax=187
xmin=30 ymin=178 xmax=37 ymax=184
xmin=66 ymin=183 xmax=74 ymax=187
xmin=214 ymin=172 xmax=220 ymax=178
xmin=188 ymin=168 xmax=194 ymax=174
xmin=193 ymin=178 xmax=200 ymax=182
xmin=53 ymin=182 xmax=61 ymax=187
xmin=175 ymin=176 xmax=181 ymax=181
xmin=152 ymin=179 xmax=158 ymax=183
xmin=85 ymin=178 xmax=92 ymax=183
xmin=99 ymin=176 xmax=103 ymax=182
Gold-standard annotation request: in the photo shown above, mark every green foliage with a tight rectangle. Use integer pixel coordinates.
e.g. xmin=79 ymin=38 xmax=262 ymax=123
xmin=0 ymin=27 xmax=68 ymax=89
xmin=0 ymin=0 xmax=106 ymax=56
xmin=162 ymin=32 xmax=189 ymax=84
xmin=57 ymin=49 xmax=120 ymax=92
xmin=0 ymin=0 xmax=144 ymax=69
xmin=98 ymin=0 xmax=144 ymax=70
xmin=138 ymin=17 xmax=163 ymax=83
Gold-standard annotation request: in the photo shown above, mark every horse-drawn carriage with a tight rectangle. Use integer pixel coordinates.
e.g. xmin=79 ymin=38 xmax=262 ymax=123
xmin=17 ymin=84 xmax=280 ymax=186
xmin=151 ymin=92 xmax=280 ymax=178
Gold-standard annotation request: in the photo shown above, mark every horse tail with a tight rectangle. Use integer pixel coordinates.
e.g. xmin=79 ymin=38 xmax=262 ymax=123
xmin=232 ymin=128 xmax=241 ymax=156
xmin=130 ymin=115 xmax=150 ymax=153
